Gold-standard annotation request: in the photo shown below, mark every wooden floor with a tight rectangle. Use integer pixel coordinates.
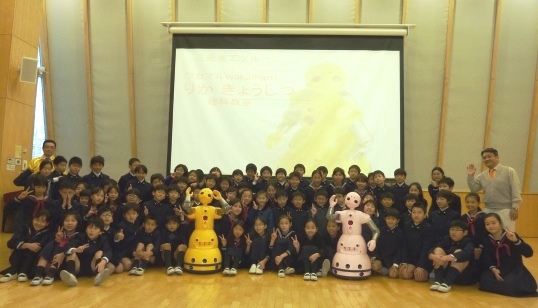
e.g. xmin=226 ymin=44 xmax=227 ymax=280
xmin=1 ymin=233 xmax=537 ymax=308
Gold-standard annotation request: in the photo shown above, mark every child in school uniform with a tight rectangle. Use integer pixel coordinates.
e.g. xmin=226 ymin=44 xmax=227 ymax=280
xmin=160 ymin=215 xmax=187 ymax=275
xmin=105 ymin=185 xmax=122 ymax=226
xmin=97 ymin=206 xmax=123 ymax=274
xmin=247 ymin=216 xmax=271 ymax=274
xmin=0 ymin=210 xmax=51 ymax=283
xmin=309 ymin=189 xmax=329 ymax=235
xmin=59 ymin=217 xmax=112 ymax=287
xmin=294 ymin=219 xmax=324 ymax=281
xmin=219 ymin=177 xmax=231 ymax=196
xmin=293 ymin=164 xmax=309 ymax=190
xmin=255 ymin=166 xmax=273 ymax=193
xmin=371 ymin=208 xmax=403 ymax=278
xmin=428 ymin=220 xmax=476 ymax=293
xmin=114 ymin=203 xmax=140 ymax=273
xmin=82 ymin=187 xmax=105 ymax=225
xmin=272 ymin=190 xmax=290 ymax=223
xmin=246 ymin=190 xmax=275 ymax=232
xmin=31 ymin=212 xmax=81 ymax=286
xmin=289 ymin=191 xmax=309 ymax=236
xmin=286 ymin=172 xmax=305 ymax=208
xmin=82 ymin=155 xmax=110 ymax=189
xmin=428 ymin=190 xmax=460 ymax=245
xmin=332 ymin=187 xmax=347 ymax=212
xmin=345 ymin=165 xmax=361 ymax=193
xmin=479 ymin=213 xmax=538 ymax=297
xmin=129 ymin=215 xmax=160 ymax=276
xmin=399 ymin=194 xmax=419 ymax=230
xmin=320 ymin=220 xmax=340 ymax=277
xmin=167 ymin=184 xmax=186 ymax=218
xmin=78 ymin=188 xmax=91 ymax=207
xmin=305 ymin=170 xmax=324 ymax=206
xmin=460 ymin=193 xmax=486 ymax=263
xmin=408 ymin=182 xmax=428 ymax=208
xmin=429 ymin=177 xmax=461 ymax=214
xmin=239 ymin=188 xmax=254 ymax=221
xmin=219 ymin=220 xmax=248 ymax=275
xmin=400 ymin=203 xmax=435 ymax=282
xmin=275 ymin=168 xmax=288 ymax=190
xmin=270 ymin=215 xmax=297 ymax=278
xmin=164 ymin=163 xmax=188 ymax=186
xmin=7 ymin=175 xmax=51 ymax=233
xmin=328 ymin=167 xmax=347 ymax=197
xmin=353 ymin=173 xmax=371 ymax=203
xmin=266 ymin=182 xmax=278 ymax=209
xmin=372 ymin=170 xmax=391 ymax=209
xmin=428 ymin=167 xmax=444 ymax=209
xmin=142 ymin=184 xmax=173 ymax=230
xmin=129 ymin=165 xmax=152 ymax=202
xmin=215 ymin=198 xmax=242 ymax=241
xmin=118 ymin=158 xmax=140 ymax=195
xmin=47 ymin=180 xmax=85 ymax=231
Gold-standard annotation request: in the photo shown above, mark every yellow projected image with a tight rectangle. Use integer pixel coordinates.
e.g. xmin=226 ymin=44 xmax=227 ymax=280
xmin=266 ymin=62 xmax=372 ymax=172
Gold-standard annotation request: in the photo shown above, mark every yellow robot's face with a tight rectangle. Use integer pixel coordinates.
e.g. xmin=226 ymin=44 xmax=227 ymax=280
xmin=305 ymin=62 xmax=346 ymax=92
xmin=198 ymin=188 xmax=214 ymax=205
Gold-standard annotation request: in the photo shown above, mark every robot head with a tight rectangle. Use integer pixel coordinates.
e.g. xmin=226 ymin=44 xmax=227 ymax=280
xmin=198 ymin=188 xmax=214 ymax=205
xmin=345 ymin=192 xmax=362 ymax=210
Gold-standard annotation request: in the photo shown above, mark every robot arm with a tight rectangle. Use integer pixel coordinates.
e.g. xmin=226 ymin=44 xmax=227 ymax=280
xmin=216 ymin=198 xmax=230 ymax=216
xmin=326 ymin=206 xmax=339 ymax=221
xmin=366 ymin=220 xmax=380 ymax=241
xmin=183 ymin=187 xmax=195 ymax=215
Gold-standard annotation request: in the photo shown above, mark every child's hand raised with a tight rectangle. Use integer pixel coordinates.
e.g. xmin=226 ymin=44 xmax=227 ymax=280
xmin=245 ymin=233 xmax=252 ymax=246
xmin=311 ymin=204 xmax=317 ymax=217
xmin=329 ymin=195 xmax=337 ymax=207
xmin=270 ymin=228 xmax=278 ymax=241
xmin=254 ymin=173 xmax=259 ymax=181
xmin=505 ymin=228 xmax=518 ymax=242
xmin=74 ymin=244 xmax=89 ymax=253
xmin=115 ymin=229 xmax=124 ymax=241
xmin=253 ymin=201 xmax=259 ymax=211
xmin=218 ymin=234 xmax=227 ymax=247
xmin=467 ymin=164 xmax=476 ymax=176
xmin=292 ymin=235 xmax=300 ymax=250
xmin=55 ymin=226 xmax=64 ymax=241
xmin=143 ymin=206 xmax=149 ymax=216
xmin=18 ymin=187 xmax=33 ymax=200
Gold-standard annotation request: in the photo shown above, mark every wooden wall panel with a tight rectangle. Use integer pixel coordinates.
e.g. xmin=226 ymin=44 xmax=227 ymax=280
xmin=6 ymin=36 xmax=38 ymax=104
xmin=311 ymin=0 xmax=356 ymax=23
xmin=220 ymin=0 xmax=264 ymax=22
xmin=12 ymin=0 xmax=42 ymax=48
xmin=267 ymin=0 xmax=308 ymax=23
xmin=0 ymin=0 xmax=15 ymax=35
xmin=0 ymin=35 xmax=11 ymax=99
xmin=360 ymin=0 xmax=401 ymax=24
xmin=176 ymin=0 xmax=215 ymax=22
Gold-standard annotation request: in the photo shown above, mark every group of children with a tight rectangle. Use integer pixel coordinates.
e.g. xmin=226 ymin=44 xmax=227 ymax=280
xmin=1 ymin=157 xmax=536 ymax=297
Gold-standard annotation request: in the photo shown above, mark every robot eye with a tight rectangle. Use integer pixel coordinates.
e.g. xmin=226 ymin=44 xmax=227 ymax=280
xmin=354 ymin=200 xmax=358 ymax=203
xmin=347 ymin=197 xmax=350 ymax=200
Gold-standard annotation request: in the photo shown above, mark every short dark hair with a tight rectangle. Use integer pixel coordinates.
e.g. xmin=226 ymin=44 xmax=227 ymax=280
xmin=123 ymin=202 xmax=140 ymax=214
xmin=53 ymin=156 xmax=67 ymax=165
xmin=411 ymin=203 xmax=426 ymax=213
xmin=87 ymin=217 xmax=104 ymax=230
xmin=465 ymin=192 xmax=480 ymax=203
xmin=333 ymin=187 xmax=345 ymax=195
xmin=275 ymin=168 xmax=287 ymax=176
xmin=150 ymin=173 xmax=165 ymax=183
xmin=42 ymin=139 xmax=56 ymax=148
xmin=260 ymin=166 xmax=272 ymax=175
xmin=39 ymin=160 xmax=53 ymax=171
xmin=291 ymin=191 xmax=305 ymax=200
xmin=232 ymin=169 xmax=243 ymax=176
xmin=97 ymin=206 xmax=113 ymax=216
xmin=439 ymin=177 xmax=455 ymax=188
xmin=450 ymin=219 xmax=468 ymax=231
xmin=394 ymin=168 xmax=407 ymax=176
xmin=144 ymin=214 xmax=158 ymax=224
xmin=176 ymin=176 xmax=188 ymax=184
xmin=126 ymin=188 xmax=141 ymax=198
xmin=288 ymin=171 xmax=301 ymax=180
xmin=431 ymin=166 xmax=445 ymax=176
xmin=348 ymin=165 xmax=361 ymax=173
xmin=34 ymin=209 xmax=51 ymax=221
xmin=317 ymin=166 xmax=328 ymax=174
xmin=68 ymin=156 xmax=82 ymax=166
xmin=293 ymin=163 xmax=305 ymax=172
xmin=275 ymin=189 xmax=287 ymax=199
xmin=314 ymin=189 xmax=328 ymax=198
xmin=90 ymin=155 xmax=105 ymax=166
xmin=79 ymin=188 xmax=92 ymax=198
xmin=355 ymin=173 xmax=368 ymax=183
xmin=246 ymin=163 xmax=257 ymax=172
xmin=59 ymin=180 xmax=76 ymax=191
xmin=481 ymin=147 xmax=499 ymax=157
xmin=129 ymin=158 xmax=140 ymax=166
xmin=205 ymin=173 xmax=218 ymax=181
xmin=332 ymin=167 xmax=345 ymax=177
xmin=166 ymin=214 xmax=181 ymax=224
xmin=135 ymin=164 xmax=148 ymax=174
xmin=380 ymin=192 xmax=395 ymax=201
xmin=167 ymin=184 xmax=181 ymax=194
xmin=174 ymin=164 xmax=188 ymax=173
xmin=404 ymin=193 xmax=419 ymax=203
xmin=227 ymin=186 xmax=238 ymax=194
xmin=373 ymin=170 xmax=385 ymax=177
xmin=33 ymin=174 xmax=49 ymax=187
xmin=153 ymin=184 xmax=167 ymax=192
xmin=436 ymin=190 xmax=453 ymax=201
xmin=385 ymin=208 xmax=400 ymax=219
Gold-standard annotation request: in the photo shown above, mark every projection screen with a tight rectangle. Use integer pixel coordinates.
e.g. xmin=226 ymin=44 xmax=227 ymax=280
xmin=168 ymin=32 xmax=404 ymax=176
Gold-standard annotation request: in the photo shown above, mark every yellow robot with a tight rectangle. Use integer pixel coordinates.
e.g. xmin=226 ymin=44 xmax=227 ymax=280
xmin=183 ymin=187 xmax=230 ymax=273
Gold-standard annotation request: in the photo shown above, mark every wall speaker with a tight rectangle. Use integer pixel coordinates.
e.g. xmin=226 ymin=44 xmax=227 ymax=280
xmin=20 ymin=57 xmax=38 ymax=83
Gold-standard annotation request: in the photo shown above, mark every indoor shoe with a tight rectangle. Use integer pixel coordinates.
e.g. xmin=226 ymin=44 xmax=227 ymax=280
xmin=0 ymin=273 xmax=17 ymax=283
xmin=94 ymin=268 xmax=111 ymax=286
xmin=321 ymin=259 xmax=330 ymax=277
xmin=60 ymin=270 xmax=78 ymax=287
xmin=17 ymin=273 xmax=28 ymax=282
xmin=255 ymin=265 xmax=263 ymax=275
xmin=284 ymin=267 xmax=295 ymax=275
xmin=310 ymin=273 xmax=318 ymax=281
xmin=174 ymin=267 xmax=183 ymax=275
xmin=167 ymin=267 xmax=175 ymax=275
xmin=42 ymin=277 xmax=54 ymax=286
xmin=303 ymin=273 xmax=311 ymax=281
xmin=438 ymin=283 xmax=451 ymax=293
xmin=129 ymin=267 xmax=138 ymax=275
xmin=430 ymin=282 xmax=441 ymax=291
xmin=249 ymin=264 xmax=257 ymax=274
xmin=135 ymin=268 xmax=145 ymax=276
xmin=30 ymin=277 xmax=43 ymax=286
xmin=223 ymin=268 xmax=230 ymax=275
xmin=229 ymin=268 xmax=237 ymax=275
xmin=278 ymin=270 xmax=285 ymax=278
